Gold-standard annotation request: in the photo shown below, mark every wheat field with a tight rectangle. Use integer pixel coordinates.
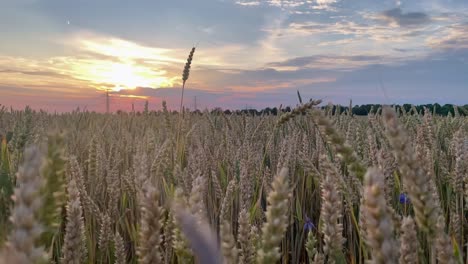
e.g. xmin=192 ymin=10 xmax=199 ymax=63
xmin=0 ymin=102 xmax=467 ymax=264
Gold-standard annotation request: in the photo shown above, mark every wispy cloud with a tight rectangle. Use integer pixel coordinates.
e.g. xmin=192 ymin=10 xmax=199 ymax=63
xmin=235 ymin=1 xmax=261 ymax=7
xmin=234 ymin=0 xmax=339 ymax=11
xmin=227 ymin=77 xmax=336 ymax=92
xmin=267 ymin=55 xmax=386 ymax=70
xmin=379 ymin=7 xmax=431 ymax=27
xmin=427 ymin=23 xmax=468 ymax=50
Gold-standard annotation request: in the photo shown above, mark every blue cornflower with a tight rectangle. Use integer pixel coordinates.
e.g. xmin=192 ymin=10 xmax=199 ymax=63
xmin=399 ymin=193 xmax=410 ymax=204
xmin=303 ymin=216 xmax=315 ymax=232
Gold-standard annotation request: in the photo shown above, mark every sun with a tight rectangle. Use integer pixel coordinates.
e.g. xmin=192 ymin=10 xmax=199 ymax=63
xmin=98 ymin=62 xmax=175 ymax=91
xmin=72 ymin=60 xmax=174 ymax=91
xmin=105 ymin=63 xmax=152 ymax=91
xmin=64 ymin=35 xmax=185 ymax=91
xmin=67 ymin=36 xmax=181 ymax=91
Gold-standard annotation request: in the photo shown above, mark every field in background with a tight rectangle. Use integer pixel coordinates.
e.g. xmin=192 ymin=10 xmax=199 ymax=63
xmin=0 ymin=103 xmax=467 ymax=263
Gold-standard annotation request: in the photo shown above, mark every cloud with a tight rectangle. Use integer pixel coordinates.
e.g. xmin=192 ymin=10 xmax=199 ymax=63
xmin=234 ymin=0 xmax=339 ymax=11
xmin=380 ymin=7 xmax=431 ymax=27
xmin=235 ymin=1 xmax=261 ymax=6
xmin=287 ymin=20 xmax=429 ymax=42
xmin=315 ymin=0 xmax=338 ymax=10
xmin=393 ymin=48 xmax=411 ymax=53
xmin=267 ymin=54 xmax=398 ymax=71
xmin=427 ymin=23 xmax=468 ymax=50
xmin=0 ymin=55 xmax=100 ymax=93
xmin=67 ymin=31 xmax=184 ymax=64
xmin=316 ymin=0 xmax=337 ymax=4
xmin=226 ymin=77 xmax=336 ymax=92
xmin=0 ymin=69 xmax=70 ymax=78
xmin=282 ymin=14 xmax=452 ymax=63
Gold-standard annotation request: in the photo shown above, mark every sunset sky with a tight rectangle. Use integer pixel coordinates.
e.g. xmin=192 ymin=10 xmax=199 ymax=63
xmin=1 ymin=0 xmax=467 ymax=112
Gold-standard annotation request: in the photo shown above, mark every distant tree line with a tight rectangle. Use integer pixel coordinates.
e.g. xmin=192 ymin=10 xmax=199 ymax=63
xmin=325 ymin=103 xmax=468 ymax=116
xmin=208 ymin=103 xmax=468 ymax=116
xmin=114 ymin=103 xmax=468 ymax=116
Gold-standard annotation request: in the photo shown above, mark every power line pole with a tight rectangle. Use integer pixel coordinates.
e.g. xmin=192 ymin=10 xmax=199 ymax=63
xmin=106 ymin=90 xmax=110 ymax=113
xmin=194 ymin=96 xmax=197 ymax=110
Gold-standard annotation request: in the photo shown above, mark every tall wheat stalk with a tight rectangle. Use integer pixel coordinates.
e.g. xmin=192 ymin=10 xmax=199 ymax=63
xmin=176 ymin=47 xmax=196 ymax=155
